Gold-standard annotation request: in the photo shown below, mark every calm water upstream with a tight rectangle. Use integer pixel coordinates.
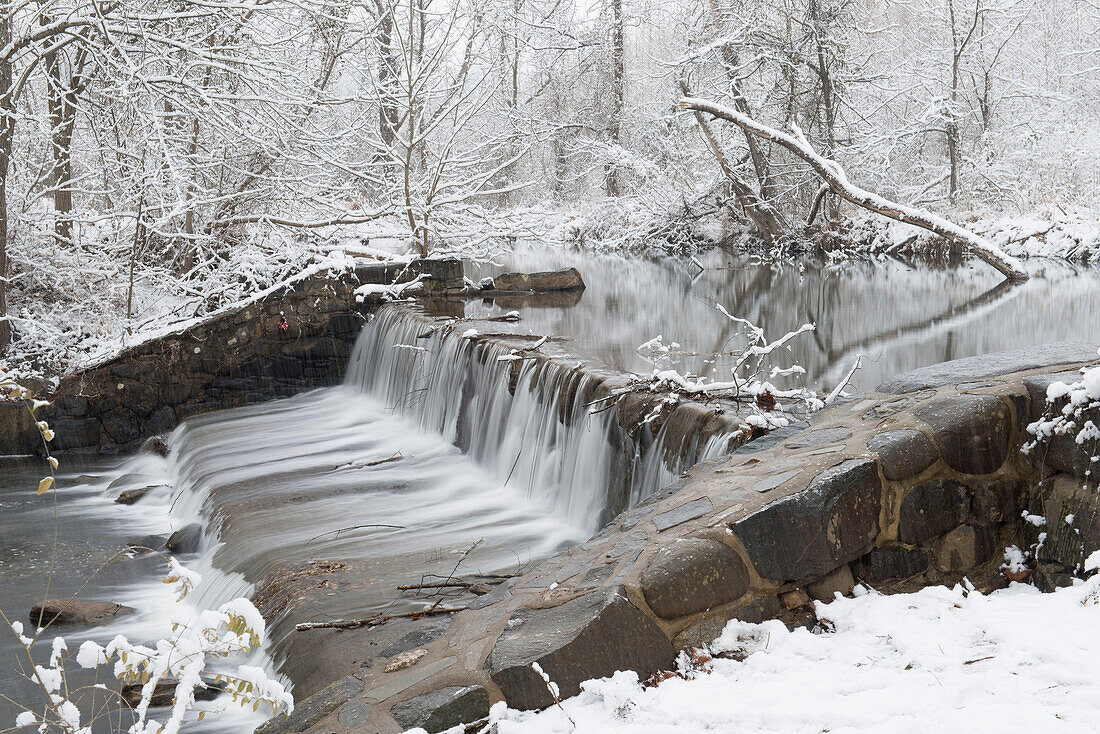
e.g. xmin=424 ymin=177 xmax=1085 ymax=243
xmin=1 ymin=246 xmax=1097 ymax=732
xmin=468 ymin=246 xmax=1100 ymax=394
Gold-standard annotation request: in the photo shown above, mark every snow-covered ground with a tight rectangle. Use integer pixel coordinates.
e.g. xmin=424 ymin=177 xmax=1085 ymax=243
xmin=475 ymin=579 xmax=1100 ymax=734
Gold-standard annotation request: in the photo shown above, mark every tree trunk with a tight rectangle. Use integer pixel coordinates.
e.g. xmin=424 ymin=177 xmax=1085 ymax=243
xmin=0 ymin=15 xmax=12 ymax=351
xmin=680 ymin=96 xmax=1029 ymax=282
xmin=605 ymin=0 xmax=624 ymax=196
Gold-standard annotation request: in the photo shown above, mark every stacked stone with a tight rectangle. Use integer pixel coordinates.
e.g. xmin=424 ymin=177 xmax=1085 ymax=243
xmin=265 ymin=344 xmax=1098 ymax=734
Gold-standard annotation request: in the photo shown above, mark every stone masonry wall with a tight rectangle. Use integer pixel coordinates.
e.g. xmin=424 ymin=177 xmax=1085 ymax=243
xmin=14 ymin=259 xmax=464 ymax=454
xmin=256 ymin=343 xmax=1099 ymax=734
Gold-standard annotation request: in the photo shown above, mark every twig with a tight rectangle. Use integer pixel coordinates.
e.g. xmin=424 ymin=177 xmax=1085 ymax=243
xmin=294 ymin=607 xmax=466 ymax=632
xmin=396 ymin=579 xmax=504 ymax=591
xmin=306 ymin=524 xmax=406 ymax=545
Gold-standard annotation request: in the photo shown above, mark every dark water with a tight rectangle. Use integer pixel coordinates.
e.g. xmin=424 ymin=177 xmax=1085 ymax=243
xmin=468 ymin=246 xmax=1100 ymax=394
xmin=0 ymin=456 xmax=263 ymax=733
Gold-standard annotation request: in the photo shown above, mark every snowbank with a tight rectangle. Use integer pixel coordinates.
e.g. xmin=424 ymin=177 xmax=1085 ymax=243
xmin=477 ymin=579 xmax=1100 ymax=733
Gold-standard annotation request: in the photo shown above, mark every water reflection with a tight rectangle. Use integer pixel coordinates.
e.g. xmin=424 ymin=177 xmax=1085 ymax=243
xmin=468 ymin=246 xmax=1100 ymax=394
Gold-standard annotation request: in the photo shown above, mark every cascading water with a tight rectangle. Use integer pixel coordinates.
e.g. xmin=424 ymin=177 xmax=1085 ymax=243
xmin=23 ymin=300 xmax=736 ymax=723
xmin=343 ymin=307 xmax=629 ymax=530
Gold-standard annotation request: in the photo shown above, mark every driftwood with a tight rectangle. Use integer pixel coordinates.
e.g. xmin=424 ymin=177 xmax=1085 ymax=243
xmin=679 ymin=96 xmax=1029 ymax=282
xmin=294 ymin=606 xmax=466 ymax=632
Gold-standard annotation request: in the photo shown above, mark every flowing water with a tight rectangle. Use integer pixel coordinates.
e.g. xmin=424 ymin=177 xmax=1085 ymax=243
xmin=1 ymin=246 xmax=1098 ymax=732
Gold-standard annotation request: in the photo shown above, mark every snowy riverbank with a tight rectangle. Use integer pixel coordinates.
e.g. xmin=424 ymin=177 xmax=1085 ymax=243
xmin=478 ymin=579 xmax=1100 ymax=734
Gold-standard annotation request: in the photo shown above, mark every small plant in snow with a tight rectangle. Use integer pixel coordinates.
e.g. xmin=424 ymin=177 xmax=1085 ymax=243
xmin=1 ymin=374 xmax=292 ymax=734
xmin=1024 ymin=357 xmax=1100 ymax=479
xmin=622 ymin=305 xmax=859 ymax=440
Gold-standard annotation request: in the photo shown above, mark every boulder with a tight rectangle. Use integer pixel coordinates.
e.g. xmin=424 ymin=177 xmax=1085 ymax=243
xmin=122 ymin=678 xmax=225 ymax=708
xmin=914 ymin=395 xmax=1011 ymax=475
xmin=640 ymin=539 xmax=749 ymax=619
xmin=972 ymin=480 xmax=1024 ymax=523
xmin=730 ymin=459 xmax=882 ymax=581
xmin=806 ymin=564 xmax=855 ymax=601
xmin=115 ymin=485 xmax=158 ymax=505
xmin=127 ymin=534 xmax=168 ymax=553
xmin=1036 ymin=474 xmax=1100 ymax=571
xmin=897 ymin=479 xmax=971 ymax=544
xmin=29 ymin=600 xmax=135 ymax=627
xmin=390 ymin=685 xmax=490 ymax=733
xmin=487 ymin=268 xmax=585 ymax=293
xmin=487 ymin=586 xmax=674 ymax=710
xmin=165 ymin=523 xmax=203 ymax=554
xmin=933 ymin=524 xmax=997 ymax=573
xmin=853 ymin=545 xmax=929 ymax=581
xmin=867 ymin=429 xmax=939 ymax=481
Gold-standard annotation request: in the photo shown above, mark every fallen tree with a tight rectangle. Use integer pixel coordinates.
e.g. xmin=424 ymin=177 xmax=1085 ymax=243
xmin=679 ymin=97 xmax=1030 ymax=282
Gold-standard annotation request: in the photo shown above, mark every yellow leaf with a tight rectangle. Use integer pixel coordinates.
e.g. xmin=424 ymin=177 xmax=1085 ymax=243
xmin=37 ymin=477 xmax=54 ymax=495
xmin=47 ymin=457 xmax=58 ymax=470
xmin=197 ymin=712 xmax=205 ymax=722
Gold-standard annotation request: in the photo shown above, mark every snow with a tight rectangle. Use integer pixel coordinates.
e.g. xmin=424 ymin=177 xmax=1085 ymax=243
xmin=478 ymin=580 xmax=1100 ymax=734
xmin=76 ymin=640 xmax=107 ymax=669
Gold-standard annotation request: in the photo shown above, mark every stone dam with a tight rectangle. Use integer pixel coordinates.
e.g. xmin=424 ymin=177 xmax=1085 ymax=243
xmin=2 ymin=257 xmax=1098 ymax=734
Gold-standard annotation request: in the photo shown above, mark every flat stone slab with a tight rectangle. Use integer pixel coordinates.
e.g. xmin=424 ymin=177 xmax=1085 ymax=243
xmin=752 ymin=469 xmax=802 ymax=493
xmin=877 ymin=343 xmax=1098 ymax=394
xmin=653 ymin=497 xmax=713 ymax=531
xmin=256 ymin=675 xmax=363 ymax=734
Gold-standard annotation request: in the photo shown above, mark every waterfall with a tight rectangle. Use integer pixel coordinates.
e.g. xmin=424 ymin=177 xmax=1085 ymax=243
xmin=343 ymin=305 xmax=737 ymax=528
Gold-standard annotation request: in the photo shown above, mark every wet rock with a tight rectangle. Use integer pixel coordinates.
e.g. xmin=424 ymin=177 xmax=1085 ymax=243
xmin=165 ymin=523 xmax=203 ymax=554
xmin=255 ymin=675 xmax=363 ymax=734
xmin=640 ymin=539 xmax=749 ymax=619
xmin=853 ymin=545 xmax=929 ymax=581
xmin=160 ymin=382 xmax=193 ymax=406
xmin=897 ymin=480 xmax=972 ymax=544
xmin=390 ymin=685 xmax=491 ymax=733
xmin=487 ymin=586 xmax=674 ymax=710
xmin=877 ymin=343 xmax=1099 ymax=394
xmin=29 ymin=600 xmax=135 ymax=627
xmin=914 ymin=395 xmax=1011 ymax=475
xmin=128 ymin=534 xmax=167 ymax=553
xmin=115 ymin=485 xmax=159 ymax=505
xmin=122 ymin=678 xmax=225 ymax=708
xmin=933 ymin=524 xmax=997 ymax=573
xmin=488 ymin=268 xmax=585 ymax=293
xmin=867 ymin=429 xmax=939 ymax=481
xmin=730 ymin=459 xmax=882 ymax=581
xmin=144 ymin=435 xmax=170 ymax=457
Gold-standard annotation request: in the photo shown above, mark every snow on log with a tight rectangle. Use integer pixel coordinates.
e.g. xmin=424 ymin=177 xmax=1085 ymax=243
xmin=679 ymin=97 xmax=1030 ymax=282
